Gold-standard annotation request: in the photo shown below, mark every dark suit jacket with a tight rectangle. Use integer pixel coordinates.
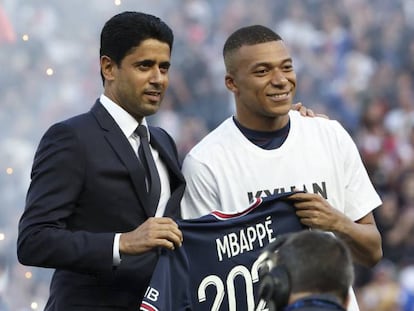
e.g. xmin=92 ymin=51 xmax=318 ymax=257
xmin=17 ymin=100 xmax=186 ymax=311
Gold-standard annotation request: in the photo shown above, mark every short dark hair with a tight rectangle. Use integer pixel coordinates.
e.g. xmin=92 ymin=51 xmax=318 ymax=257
xmin=100 ymin=11 xmax=173 ymax=81
xmin=223 ymin=25 xmax=282 ymax=71
xmin=277 ymin=230 xmax=354 ymax=302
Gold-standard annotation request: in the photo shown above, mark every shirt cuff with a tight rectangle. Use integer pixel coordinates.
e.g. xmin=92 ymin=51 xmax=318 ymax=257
xmin=113 ymin=233 xmax=122 ymax=266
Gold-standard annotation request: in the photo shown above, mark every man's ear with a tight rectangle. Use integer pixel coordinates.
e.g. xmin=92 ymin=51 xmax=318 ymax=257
xmin=225 ymin=74 xmax=238 ymax=95
xmin=101 ymin=55 xmax=115 ymax=82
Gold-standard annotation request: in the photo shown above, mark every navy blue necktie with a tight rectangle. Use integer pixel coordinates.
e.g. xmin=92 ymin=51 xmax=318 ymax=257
xmin=135 ymin=125 xmax=161 ymax=209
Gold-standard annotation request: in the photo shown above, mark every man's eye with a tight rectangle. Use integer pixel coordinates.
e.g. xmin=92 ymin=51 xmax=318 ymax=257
xmin=255 ymin=69 xmax=268 ymax=74
xmin=160 ymin=66 xmax=170 ymax=74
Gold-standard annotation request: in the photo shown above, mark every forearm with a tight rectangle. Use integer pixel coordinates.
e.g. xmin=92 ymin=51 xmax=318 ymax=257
xmin=333 ymin=214 xmax=382 ymax=267
xmin=17 ymin=218 xmax=115 ymax=272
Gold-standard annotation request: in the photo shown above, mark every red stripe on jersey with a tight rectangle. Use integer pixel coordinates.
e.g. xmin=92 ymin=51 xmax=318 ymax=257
xmin=211 ymin=197 xmax=263 ymax=220
xmin=140 ymin=301 xmax=159 ymax=311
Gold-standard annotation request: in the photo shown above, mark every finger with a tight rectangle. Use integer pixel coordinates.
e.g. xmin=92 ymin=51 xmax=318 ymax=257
xmin=295 ymin=211 xmax=314 ymax=228
xmin=168 ymin=227 xmax=183 ymax=245
xmin=287 ymin=192 xmax=310 ymax=201
xmin=293 ymin=202 xmax=314 ymax=209
xmin=295 ymin=209 xmax=313 ymax=217
xmin=305 ymin=108 xmax=315 ymax=117
xmin=292 ymin=102 xmax=303 ymax=110
xmin=140 ymin=229 xmax=182 ymax=251
xmin=156 ymin=231 xmax=183 ymax=250
xmin=151 ymin=217 xmax=179 ymax=226
xmin=298 ymin=217 xmax=314 ymax=228
xmin=156 ymin=225 xmax=183 ymax=246
xmin=148 ymin=217 xmax=182 ymax=238
xmin=139 ymin=218 xmax=183 ymax=244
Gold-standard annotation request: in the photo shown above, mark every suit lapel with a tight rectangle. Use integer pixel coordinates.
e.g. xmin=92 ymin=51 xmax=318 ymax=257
xmin=149 ymin=128 xmax=184 ymax=184
xmin=149 ymin=127 xmax=186 ymax=217
xmin=91 ymin=101 xmax=155 ymax=217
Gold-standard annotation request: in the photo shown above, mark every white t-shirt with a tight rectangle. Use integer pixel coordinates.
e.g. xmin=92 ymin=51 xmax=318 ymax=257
xmin=181 ymin=111 xmax=381 ymax=220
xmin=181 ymin=111 xmax=382 ymax=311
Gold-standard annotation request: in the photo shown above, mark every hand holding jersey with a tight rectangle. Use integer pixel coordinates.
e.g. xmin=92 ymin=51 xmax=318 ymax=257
xmin=287 ymin=191 xmax=382 ymax=267
xmin=119 ymin=217 xmax=183 ymax=255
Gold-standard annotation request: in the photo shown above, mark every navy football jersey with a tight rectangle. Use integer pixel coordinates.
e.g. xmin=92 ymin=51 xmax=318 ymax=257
xmin=140 ymin=192 xmax=307 ymax=311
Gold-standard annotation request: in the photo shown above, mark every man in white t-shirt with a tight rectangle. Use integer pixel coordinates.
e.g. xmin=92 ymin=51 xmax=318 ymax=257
xmin=181 ymin=25 xmax=382 ymax=311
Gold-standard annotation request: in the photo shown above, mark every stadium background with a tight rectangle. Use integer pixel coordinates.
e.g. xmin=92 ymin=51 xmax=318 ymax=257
xmin=1 ymin=0 xmax=414 ymax=310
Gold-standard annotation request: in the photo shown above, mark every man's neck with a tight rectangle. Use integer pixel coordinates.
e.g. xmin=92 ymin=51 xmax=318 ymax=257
xmin=289 ymin=292 xmax=314 ymax=304
xmin=286 ymin=293 xmax=347 ymax=311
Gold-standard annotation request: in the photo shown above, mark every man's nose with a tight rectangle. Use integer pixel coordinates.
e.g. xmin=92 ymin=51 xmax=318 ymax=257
xmin=271 ymin=69 xmax=288 ymax=86
xmin=149 ymin=68 xmax=163 ymax=83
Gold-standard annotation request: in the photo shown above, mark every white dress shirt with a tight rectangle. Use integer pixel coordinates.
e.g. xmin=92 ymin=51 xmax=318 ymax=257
xmin=100 ymin=94 xmax=171 ymax=265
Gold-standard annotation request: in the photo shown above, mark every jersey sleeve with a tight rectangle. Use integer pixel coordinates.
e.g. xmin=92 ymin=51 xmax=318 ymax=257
xmin=140 ymin=247 xmax=192 ymax=311
xmin=334 ymin=121 xmax=382 ymax=220
xmin=180 ymin=154 xmax=220 ymax=219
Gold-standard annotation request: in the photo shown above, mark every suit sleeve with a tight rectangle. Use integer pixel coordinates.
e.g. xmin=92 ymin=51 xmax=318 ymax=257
xmin=17 ymin=122 xmax=114 ymax=273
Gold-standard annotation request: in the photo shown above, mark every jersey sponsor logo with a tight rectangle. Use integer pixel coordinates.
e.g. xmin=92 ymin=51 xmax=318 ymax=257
xmin=247 ymin=181 xmax=328 ymax=202
xmin=141 ymin=286 xmax=160 ymax=310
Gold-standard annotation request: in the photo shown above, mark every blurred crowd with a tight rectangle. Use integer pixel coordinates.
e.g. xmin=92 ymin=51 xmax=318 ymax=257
xmin=1 ymin=0 xmax=414 ymax=310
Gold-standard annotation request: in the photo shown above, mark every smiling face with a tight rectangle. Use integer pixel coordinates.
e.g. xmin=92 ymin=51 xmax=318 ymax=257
xmin=225 ymin=40 xmax=296 ymax=131
xmin=101 ymin=38 xmax=171 ymax=123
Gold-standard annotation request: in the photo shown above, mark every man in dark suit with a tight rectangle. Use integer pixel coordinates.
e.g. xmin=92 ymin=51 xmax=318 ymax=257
xmin=17 ymin=11 xmax=185 ymax=311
